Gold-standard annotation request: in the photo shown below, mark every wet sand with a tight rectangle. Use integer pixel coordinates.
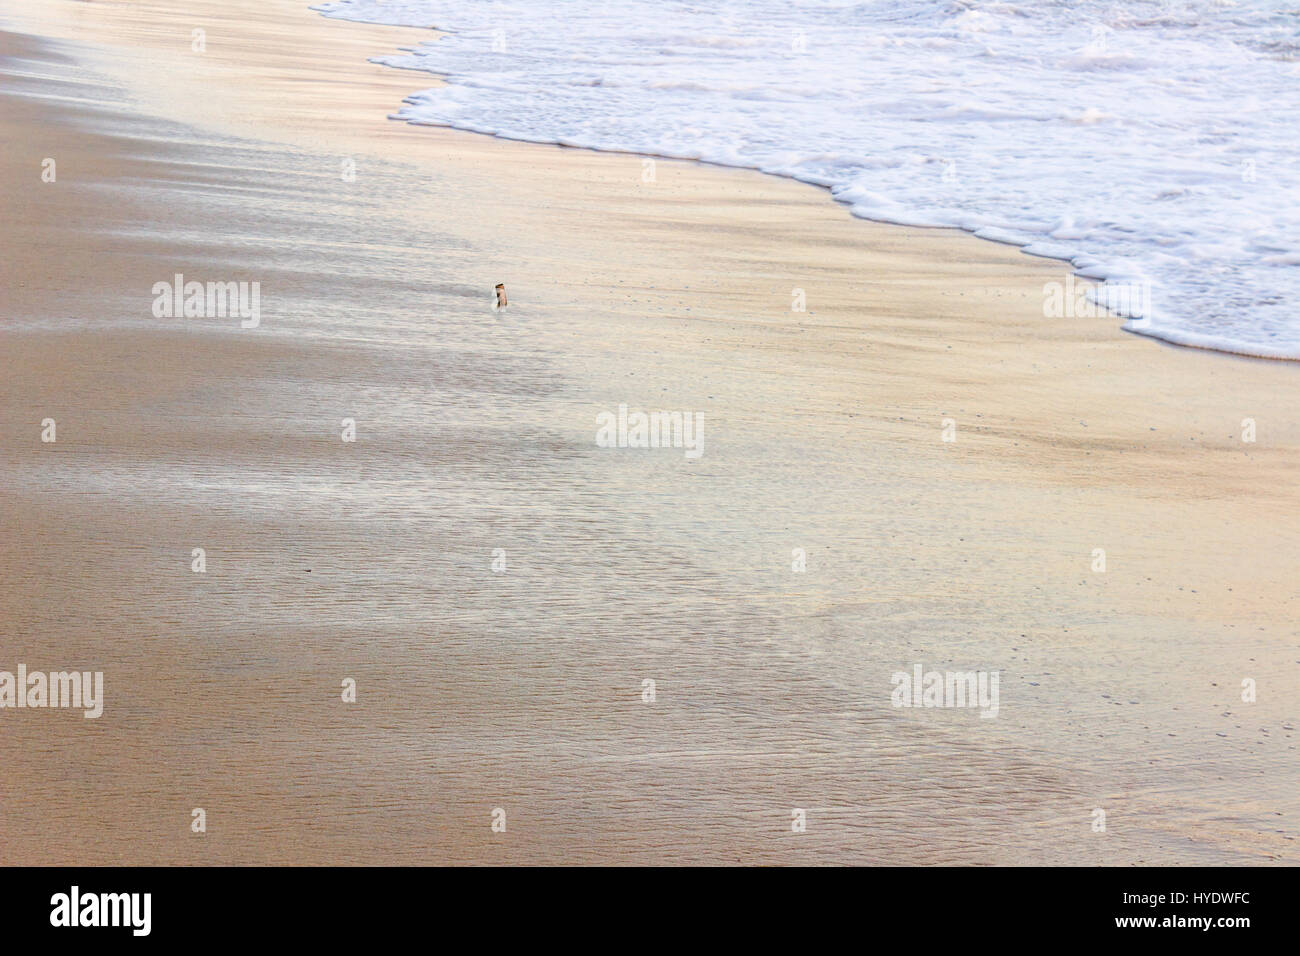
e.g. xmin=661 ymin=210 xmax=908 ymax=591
xmin=0 ymin=0 xmax=1297 ymax=864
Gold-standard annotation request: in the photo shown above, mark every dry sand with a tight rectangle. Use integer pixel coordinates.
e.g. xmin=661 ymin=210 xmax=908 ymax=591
xmin=0 ymin=0 xmax=1296 ymax=864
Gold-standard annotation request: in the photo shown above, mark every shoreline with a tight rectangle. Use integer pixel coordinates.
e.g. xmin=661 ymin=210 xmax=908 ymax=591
xmin=316 ymin=3 xmax=1300 ymax=365
xmin=1 ymin=0 xmax=1297 ymax=865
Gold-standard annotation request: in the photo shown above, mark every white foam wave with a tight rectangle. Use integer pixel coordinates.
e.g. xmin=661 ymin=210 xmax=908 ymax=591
xmin=313 ymin=0 xmax=1300 ymax=359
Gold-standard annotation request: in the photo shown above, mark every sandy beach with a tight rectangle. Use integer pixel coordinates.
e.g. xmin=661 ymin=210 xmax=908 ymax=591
xmin=1 ymin=0 xmax=1297 ymax=865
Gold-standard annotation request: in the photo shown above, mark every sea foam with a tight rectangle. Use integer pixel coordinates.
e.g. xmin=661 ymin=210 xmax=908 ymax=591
xmin=313 ymin=0 xmax=1300 ymax=359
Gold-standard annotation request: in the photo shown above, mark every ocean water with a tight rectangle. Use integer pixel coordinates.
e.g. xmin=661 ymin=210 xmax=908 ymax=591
xmin=314 ymin=0 xmax=1300 ymax=359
